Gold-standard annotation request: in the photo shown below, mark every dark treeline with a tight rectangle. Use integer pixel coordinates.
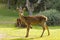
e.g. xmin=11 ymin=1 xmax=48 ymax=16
xmin=0 ymin=0 xmax=60 ymax=26
xmin=0 ymin=0 xmax=60 ymax=11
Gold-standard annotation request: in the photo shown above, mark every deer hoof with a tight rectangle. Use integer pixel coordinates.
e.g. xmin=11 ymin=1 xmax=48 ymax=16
xmin=40 ymin=35 xmax=43 ymax=37
xmin=25 ymin=35 xmax=28 ymax=37
xmin=48 ymin=33 xmax=50 ymax=36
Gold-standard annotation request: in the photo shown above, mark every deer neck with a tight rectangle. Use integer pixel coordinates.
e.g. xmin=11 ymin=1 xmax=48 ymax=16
xmin=19 ymin=12 xmax=24 ymax=19
xmin=19 ymin=12 xmax=28 ymax=25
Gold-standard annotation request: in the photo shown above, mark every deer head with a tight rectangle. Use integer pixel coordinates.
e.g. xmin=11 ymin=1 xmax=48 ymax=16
xmin=17 ymin=6 xmax=25 ymax=16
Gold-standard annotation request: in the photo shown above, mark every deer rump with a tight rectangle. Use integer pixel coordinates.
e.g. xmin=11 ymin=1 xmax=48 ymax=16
xmin=22 ymin=16 xmax=47 ymax=25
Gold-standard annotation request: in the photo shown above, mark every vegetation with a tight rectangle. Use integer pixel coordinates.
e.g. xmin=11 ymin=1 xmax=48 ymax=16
xmin=0 ymin=7 xmax=60 ymax=40
xmin=0 ymin=0 xmax=60 ymax=40
xmin=0 ymin=0 xmax=60 ymax=11
xmin=0 ymin=24 xmax=60 ymax=40
xmin=0 ymin=3 xmax=60 ymax=26
xmin=0 ymin=0 xmax=60 ymax=26
xmin=36 ymin=9 xmax=60 ymax=26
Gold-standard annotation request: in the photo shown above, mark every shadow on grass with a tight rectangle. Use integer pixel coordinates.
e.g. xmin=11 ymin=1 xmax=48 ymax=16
xmin=11 ymin=37 xmax=39 ymax=40
xmin=0 ymin=23 xmax=60 ymax=29
xmin=11 ymin=38 xmax=31 ymax=40
xmin=11 ymin=36 xmax=42 ymax=40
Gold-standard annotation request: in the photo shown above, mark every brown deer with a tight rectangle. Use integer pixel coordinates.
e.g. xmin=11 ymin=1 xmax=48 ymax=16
xmin=16 ymin=18 xmax=26 ymax=27
xmin=17 ymin=7 xmax=50 ymax=37
xmin=16 ymin=18 xmax=32 ymax=28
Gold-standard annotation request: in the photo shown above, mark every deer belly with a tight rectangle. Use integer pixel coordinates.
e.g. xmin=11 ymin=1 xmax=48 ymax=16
xmin=25 ymin=17 xmax=42 ymax=25
xmin=28 ymin=20 xmax=41 ymax=25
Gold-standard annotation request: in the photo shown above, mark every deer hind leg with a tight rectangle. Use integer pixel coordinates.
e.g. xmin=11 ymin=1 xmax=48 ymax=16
xmin=43 ymin=22 xmax=50 ymax=36
xmin=40 ymin=22 xmax=50 ymax=37
xmin=46 ymin=25 xmax=50 ymax=36
xmin=16 ymin=19 xmax=21 ymax=27
xmin=25 ymin=24 xmax=31 ymax=37
xmin=40 ymin=25 xmax=45 ymax=37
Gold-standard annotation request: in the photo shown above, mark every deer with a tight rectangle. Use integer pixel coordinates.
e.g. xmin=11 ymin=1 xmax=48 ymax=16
xmin=16 ymin=18 xmax=26 ymax=27
xmin=16 ymin=18 xmax=32 ymax=28
xmin=17 ymin=7 xmax=50 ymax=37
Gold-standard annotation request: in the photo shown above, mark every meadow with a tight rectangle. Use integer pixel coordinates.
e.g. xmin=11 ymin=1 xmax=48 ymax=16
xmin=0 ymin=24 xmax=60 ymax=40
xmin=0 ymin=5 xmax=60 ymax=40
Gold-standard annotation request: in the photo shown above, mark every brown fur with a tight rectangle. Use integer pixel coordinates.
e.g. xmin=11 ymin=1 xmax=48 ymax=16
xmin=17 ymin=7 xmax=50 ymax=37
xmin=16 ymin=18 xmax=26 ymax=27
xmin=21 ymin=16 xmax=50 ymax=37
xmin=16 ymin=18 xmax=32 ymax=28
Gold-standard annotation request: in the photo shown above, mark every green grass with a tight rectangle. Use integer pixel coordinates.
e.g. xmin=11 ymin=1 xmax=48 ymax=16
xmin=0 ymin=5 xmax=18 ymax=24
xmin=0 ymin=4 xmax=60 ymax=40
xmin=0 ymin=7 xmax=28 ymax=23
xmin=0 ymin=24 xmax=60 ymax=40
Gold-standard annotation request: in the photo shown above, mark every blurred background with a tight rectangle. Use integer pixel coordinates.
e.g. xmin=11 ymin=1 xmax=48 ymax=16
xmin=0 ymin=0 xmax=60 ymax=40
xmin=0 ymin=0 xmax=60 ymax=26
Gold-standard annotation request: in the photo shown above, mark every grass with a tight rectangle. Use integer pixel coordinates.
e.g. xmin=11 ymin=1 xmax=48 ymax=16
xmin=0 ymin=6 xmax=28 ymax=23
xmin=0 ymin=24 xmax=60 ymax=40
xmin=0 ymin=4 xmax=60 ymax=40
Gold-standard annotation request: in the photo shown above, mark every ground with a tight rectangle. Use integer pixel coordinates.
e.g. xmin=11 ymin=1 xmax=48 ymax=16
xmin=0 ymin=4 xmax=60 ymax=40
xmin=0 ymin=24 xmax=60 ymax=40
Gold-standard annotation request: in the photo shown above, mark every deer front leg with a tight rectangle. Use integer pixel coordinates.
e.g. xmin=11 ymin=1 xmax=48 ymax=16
xmin=25 ymin=25 xmax=30 ymax=37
